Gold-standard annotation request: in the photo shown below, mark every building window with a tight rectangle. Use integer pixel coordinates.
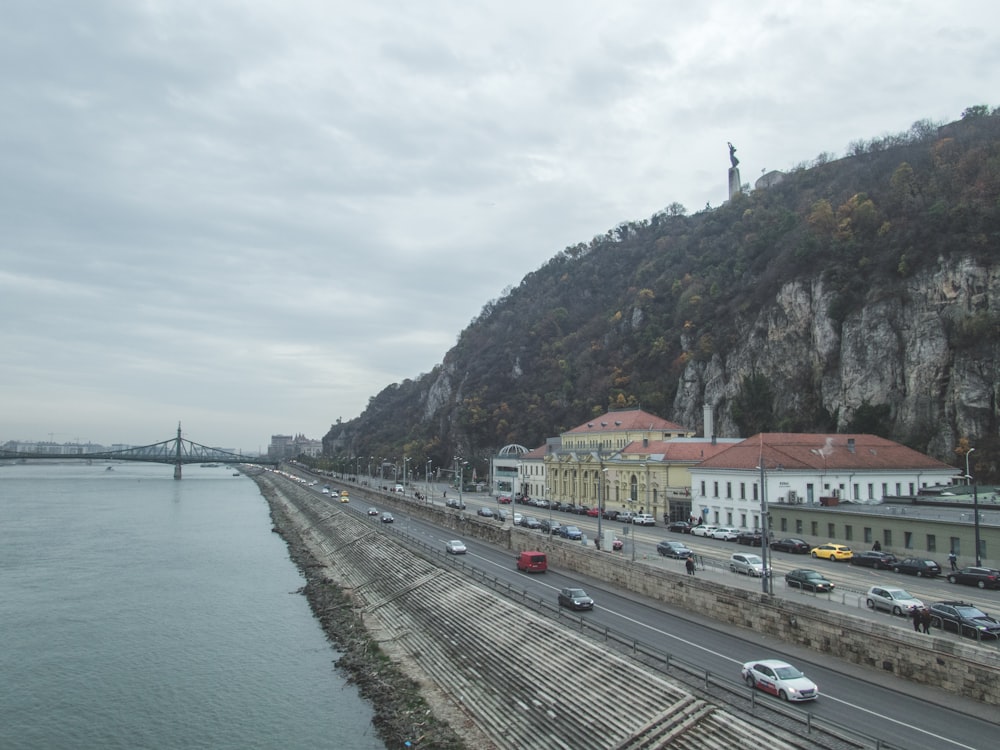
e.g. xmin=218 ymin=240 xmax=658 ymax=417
xmin=795 ymin=519 xmax=802 ymax=534
xmin=864 ymin=527 xmax=872 ymax=543
xmin=904 ymin=531 xmax=913 ymax=549
xmin=726 ymin=481 xmax=732 ymax=499
xmin=867 ymin=483 xmax=874 ymax=500
xmin=780 ymin=518 xmax=787 ymax=532
xmin=726 ymin=512 xmax=733 ymax=525
xmin=853 ymin=484 xmax=859 ymax=500
xmin=713 ymin=481 xmax=719 ymax=498
xmin=950 ymin=537 xmax=961 ymax=556
xmin=881 ymin=483 xmax=888 ymax=498
xmin=700 ymin=480 xmax=706 ymax=497
xmin=909 ymin=482 xmax=915 ymax=495
xmin=828 ymin=523 xmax=835 ymax=537
xmin=810 ymin=521 xmax=818 ymax=536
xmin=883 ymin=530 xmax=892 ymax=548
xmin=753 ymin=484 xmax=759 ymax=501
xmin=844 ymin=525 xmax=852 ymax=541
xmin=740 ymin=483 xmax=746 ymax=500
xmin=895 ymin=483 xmax=901 ymax=496
xmin=926 ymin=535 xmax=936 ymax=552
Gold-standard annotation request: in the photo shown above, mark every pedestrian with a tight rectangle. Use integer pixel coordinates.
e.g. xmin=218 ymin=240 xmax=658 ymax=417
xmin=685 ymin=555 xmax=696 ymax=576
xmin=948 ymin=551 xmax=957 ymax=571
xmin=911 ymin=606 xmax=922 ymax=632
xmin=872 ymin=540 xmax=882 ymax=552
xmin=920 ymin=607 xmax=932 ymax=634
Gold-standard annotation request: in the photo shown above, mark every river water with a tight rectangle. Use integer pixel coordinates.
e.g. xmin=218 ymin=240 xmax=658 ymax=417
xmin=0 ymin=461 xmax=384 ymax=750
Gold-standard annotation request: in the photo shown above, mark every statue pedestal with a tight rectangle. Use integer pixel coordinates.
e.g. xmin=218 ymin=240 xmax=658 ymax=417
xmin=728 ymin=167 xmax=742 ymax=199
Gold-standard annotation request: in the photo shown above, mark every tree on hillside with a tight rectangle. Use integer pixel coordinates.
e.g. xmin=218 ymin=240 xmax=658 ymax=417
xmin=730 ymin=373 xmax=775 ymax=437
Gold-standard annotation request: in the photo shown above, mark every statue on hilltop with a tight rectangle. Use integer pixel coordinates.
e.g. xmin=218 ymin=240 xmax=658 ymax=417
xmin=728 ymin=142 xmax=739 ymax=168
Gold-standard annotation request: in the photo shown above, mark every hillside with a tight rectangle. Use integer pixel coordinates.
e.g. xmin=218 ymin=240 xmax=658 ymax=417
xmin=324 ymin=109 xmax=1000 ymax=481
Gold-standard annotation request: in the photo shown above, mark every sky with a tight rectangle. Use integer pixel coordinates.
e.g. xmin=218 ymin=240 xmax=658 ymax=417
xmin=2 ymin=1 xmax=998 ymax=454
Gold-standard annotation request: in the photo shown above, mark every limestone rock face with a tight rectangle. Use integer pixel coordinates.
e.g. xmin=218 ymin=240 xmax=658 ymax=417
xmin=673 ymin=256 xmax=999 ymax=454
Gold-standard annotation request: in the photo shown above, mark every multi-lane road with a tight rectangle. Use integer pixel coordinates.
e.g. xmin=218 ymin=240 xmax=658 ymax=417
xmin=300 ymin=473 xmax=998 ymax=750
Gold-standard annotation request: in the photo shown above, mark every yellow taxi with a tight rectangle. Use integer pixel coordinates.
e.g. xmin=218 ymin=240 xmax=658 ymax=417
xmin=340 ymin=490 xmax=350 ymax=503
xmin=810 ymin=543 xmax=852 ymax=561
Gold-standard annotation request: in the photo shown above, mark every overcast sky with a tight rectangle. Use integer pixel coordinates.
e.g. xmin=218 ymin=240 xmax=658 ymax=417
xmin=2 ymin=2 xmax=997 ymax=453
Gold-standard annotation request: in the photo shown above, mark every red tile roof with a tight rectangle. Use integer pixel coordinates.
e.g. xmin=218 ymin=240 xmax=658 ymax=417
xmin=564 ymin=408 xmax=689 ymax=435
xmin=621 ymin=440 xmax=734 ymax=462
xmin=697 ymin=433 xmax=956 ymax=472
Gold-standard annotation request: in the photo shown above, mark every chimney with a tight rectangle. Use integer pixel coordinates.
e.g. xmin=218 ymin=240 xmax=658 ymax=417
xmin=703 ymin=404 xmax=714 ymax=441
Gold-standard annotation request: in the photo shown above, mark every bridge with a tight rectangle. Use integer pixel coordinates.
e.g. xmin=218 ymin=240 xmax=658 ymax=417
xmin=0 ymin=423 xmax=276 ymax=479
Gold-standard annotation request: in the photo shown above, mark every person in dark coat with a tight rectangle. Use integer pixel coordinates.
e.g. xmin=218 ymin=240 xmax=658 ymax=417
xmin=920 ymin=608 xmax=932 ymax=634
xmin=911 ymin=607 xmax=922 ymax=632
xmin=685 ymin=555 xmax=696 ymax=575
xmin=872 ymin=540 xmax=882 ymax=551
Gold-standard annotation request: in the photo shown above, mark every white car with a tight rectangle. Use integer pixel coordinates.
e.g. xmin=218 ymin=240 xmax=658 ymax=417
xmin=690 ymin=525 xmax=718 ymax=537
xmin=632 ymin=514 xmax=656 ymax=526
xmin=741 ymin=659 xmax=818 ymax=702
xmin=712 ymin=527 xmax=740 ymax=541
xmin=865 ymin=586 xmax=923 ymax=616
xmin=445 ymin=540 xmax=467 ymax=555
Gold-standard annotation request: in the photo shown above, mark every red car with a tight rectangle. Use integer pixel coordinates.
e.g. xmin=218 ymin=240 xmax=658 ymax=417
xmin=586 ymin=507 xmax=601 ymax=517
xmin=497 ymin=496 xmax=512 ymax=504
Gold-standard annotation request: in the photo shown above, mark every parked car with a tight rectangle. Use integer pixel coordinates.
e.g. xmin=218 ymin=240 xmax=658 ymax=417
xmin=893 ymin=558 xmax=942 ymax=577
xmin=865 ymin=586 xmax=923 ymax=616
xmin=538 ymin=519 xmax=563 ymax=535
xmin=929 ymin=601 xmax=1000 ymax=639
xmin=616 ymin=511 xmax=637 ymax=524
xmin=559 ymin=525 xmax=583 ymax=540
xmin=850 ymin=551 xmax=899 ymax=570
xmin=520 ymin=516 xmax=542 ymax=530
xmin=394 ymin=484 xmax=404 ymax=493
xmin=380 ymin=512 xmax=394 ymax=523
xmin=947 ymin=567 xmax=1000 ymax=589
xmin=477 ymin=507 xmax=495 ymax=518
xmin=785 ymin=568 xmax=835 ymax=592
xmin=446 ymin=498 xmax=467 ymax=510
xmin=770 ymin=538 xmax=810 ymax=554
xmin=513 ymin=512 xmax=524 ymax=525
xmin=586 ymin=507 xmax=601 ymax=517
xmin=632 ymin=514 xmax=656 ymax=526
xmin=445 ymin=540 xmax=467 ymax=555
xmin=741 ymin=659 xmax=818 ymax=702
xmin=497 ymin=495 xmax=512 ymax=504
xmin=736 ymin=530 xmax=763 ymax=546
xmin=602 ymin=508 xmax=621 ymax=520
xmin=810 ymin=543 xmax=853 ymax=561
xmin=667 ymin=520 xmax=692 ymax=534
xmin=572 ymin=505 xmax=592 ymax=515
xmin=557 ymin=587 xmax=594 ymax=611
xmin=656 ymin=540 xmax=693 ymax=559
xmin=690 ymin=525 xmax=718 ymax=538
xmin=712 ymin=526 xmax=740 ymax=541
xmin=556 ymin=502 xmax=576 ymax=513
xmin=730 ymin=553 xmax=767 ymax=577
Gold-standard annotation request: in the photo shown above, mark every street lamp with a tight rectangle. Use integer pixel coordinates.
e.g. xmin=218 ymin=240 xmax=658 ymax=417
xmin=425 ymin=459 xmax=432 ymax=503
xmin=403 ymin=456 xmax=411 ymax=489
xmin=966 ymin=448 xmax=981 ymax=566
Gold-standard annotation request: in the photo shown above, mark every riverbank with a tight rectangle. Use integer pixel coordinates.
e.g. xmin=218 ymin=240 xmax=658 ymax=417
xmin=258 ymin=478 xmax=468 ymax=750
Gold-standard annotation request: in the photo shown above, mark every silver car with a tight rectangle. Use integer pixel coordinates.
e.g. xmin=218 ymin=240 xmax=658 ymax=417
xmin=730 ymin=553 xmax=767 ymax=577
xmin=866 ymin=586 xmax=923 ymax=616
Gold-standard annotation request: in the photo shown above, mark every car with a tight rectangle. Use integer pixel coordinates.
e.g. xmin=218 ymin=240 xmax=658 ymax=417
xmin=495 ymin=508 xmax=510 ymax=523
xmin=497 ymin=495 xmax=512 ymax=504
xmin=736 ymin=530 xmax=763 ymax=546
xmin=520 ymin=516 xmax=542 ymax=530
xmin=741 ymin=660 xmax=818 ymax=702
xmin=810 ymin=543 xmax=853 ymax=561
xmin=712 ymin=526 xmax=740 ymax=541
xmin=367 ymin=507 xmax=379 ymax=516
xmin=656 ymin=540 xmax=693 ymax=559
xmin=380 ymin=512 xmax=394 ymax=523
xmin=865 ymin=586 xmax=924 ymax=616
xmin=515 ymin=550 xmax=548 ymax=573
xmin=730 ymin=553 xmax=767 ymax=577
xmin=893 ymin=558 xmax=942 ymax=577
xmin=477 ymin=507 xmax=495 ymax=518
xmin=785 ymin=568 xmax=835 ymax=592
xmin=632 ymin=514 xmax=656 ymax=526
xmin=602 ymin=508 xmax=621 ymax=520
xmin=667 ymin=520 xmax=692 ymax=533
xmin=947 ymin=567 xmax=1000 ymax=589
xmin=446 ymin=498 xmax=467 ymax=510
xmin=690 ymin=525 xmax=718 ymax=537
xmin=611 ymin=538 xmax=624 ymax=551
xmin=616 ymin=511 xmax=636 ymax=524
xmin=559 ymin=525 xmax=583 ymax=540
xmin=394 ymin=484 xmax=404 ymax=493
xmin=770 ymin=538 xmax=810 ymax=554
xmin=573 ymin=505 xmax=592 ymax=515
xmin=929 ymin=601 xmax=1000 ymax=639
xmin=539 ymin=519 xmax=563 ymax=535
xmin=585 ymin=507 xmax=601 ymax=517
xmin=850 ymin=551 xmax=899 ymax=570
xmin=445 ymin=540 xmax=467 ymax=555
xmin=557 ymin=587 xmax=594 ymax=611
xmin=340 ymin=490 xmax=350 ymax=503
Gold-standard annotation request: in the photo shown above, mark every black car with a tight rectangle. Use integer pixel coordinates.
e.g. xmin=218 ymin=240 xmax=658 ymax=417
xmin=656 ymin=540 xmax=693 ymax=559
xmin=557 ymin=587 xmax=594 ymax=611
xmin=929 ymin=601 xmax=1000 ymax=639
xmin=770 ymin=538 xmax=810 ymax=554
xmin=602 ymin=508 xmax=621 ymax=520
xmin=667 ymin=521 xmax=692 ymax=534
xmin=893 ymin=558 xmax=942 ymax=577
xmin=539 ymin=519 xmax=563 ymax=536
xmin=445 ymin=498 xmax=467 ymax=510
xmin=850 ymin=551 xmax=899 ymax=570
xmin=785 ymin=568 xmax=835 ymax=593
xmin=947 ymin=567 xmax=1000 ymax=589
xmin=559 ymin=525 xmax=583 ymax=540
xmin=519 ymin=516 xmax=542 ymax=530
xmin=736 ymin=530 xmax=763 ymax=546
xmin=556 ymin=502 xmax=577 ymax=513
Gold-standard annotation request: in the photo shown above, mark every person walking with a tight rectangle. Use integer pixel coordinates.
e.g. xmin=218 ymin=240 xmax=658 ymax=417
xmin=920 ymin=607 xmax=932 ymax=634
xmin=948 ymin=551 xmax=958 ymax=571
xmin=911 ymin=606 xmax=922 ymax=632
xmin=685 ymin=555 xmax=696 ymax=576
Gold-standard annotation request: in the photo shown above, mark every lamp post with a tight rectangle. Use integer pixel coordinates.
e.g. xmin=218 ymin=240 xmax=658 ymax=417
xmin=757 ymin=460 xmax=772 ymax=595
xmin=403 ymin=456 xmax=411 ymax=490
xmin=966 ymin=448 xmax=981 ymax=566
xmin=368 ymin=456 xmax=373 ymax=485
xmin=426 ymin=459 xmax=432 ymax=504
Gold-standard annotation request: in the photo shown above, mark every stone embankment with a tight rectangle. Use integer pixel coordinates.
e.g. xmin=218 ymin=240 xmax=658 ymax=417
xmin=256 ymin=472 xmax=845 ymax=750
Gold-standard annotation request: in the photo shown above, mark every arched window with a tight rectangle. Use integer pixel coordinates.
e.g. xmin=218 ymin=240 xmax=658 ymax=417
xmin=630 ymin=474 xmax=638 ymax=503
